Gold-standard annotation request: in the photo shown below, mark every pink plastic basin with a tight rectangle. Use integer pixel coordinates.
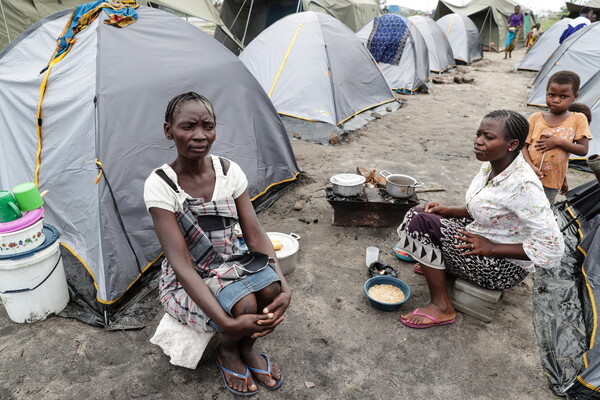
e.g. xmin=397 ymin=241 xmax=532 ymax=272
xmin=0 ymin=207 xmax=44 ymax=233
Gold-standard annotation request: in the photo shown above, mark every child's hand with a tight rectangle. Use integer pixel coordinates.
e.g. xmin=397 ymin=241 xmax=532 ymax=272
xmin=560 ymin=180 xmax=569 ymax=195
xmin=531 ymin=165 xmax=544 ymax=178
xmin=534 ymin=134 xmax=561 ymax=152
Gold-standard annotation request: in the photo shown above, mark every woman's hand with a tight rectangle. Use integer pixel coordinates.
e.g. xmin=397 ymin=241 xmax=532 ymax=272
xmin=424 ymin=203 xmax=471 ymax=219
xmin=223 ymin=313 xmax=285 ymax=338
xmin=424 ymin=202 xmax=449 ymax=216
xmin=253 ymin=288 xmax=291 ymax=338
xmin=454 ymin=230 xmax=495 ymax=257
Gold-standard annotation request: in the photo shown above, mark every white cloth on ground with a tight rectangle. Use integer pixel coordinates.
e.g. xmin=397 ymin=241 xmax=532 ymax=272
xmin=150 ymin=313 xmax=215 ymax=369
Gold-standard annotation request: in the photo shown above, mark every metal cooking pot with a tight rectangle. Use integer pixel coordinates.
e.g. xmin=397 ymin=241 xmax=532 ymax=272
xmin=267 ymin=232 xmax=300 ymax=275
xmin=330 ymin=174 xmax=366 ymax=197
xmin=379 ymin=170 xmax=423 ymax=198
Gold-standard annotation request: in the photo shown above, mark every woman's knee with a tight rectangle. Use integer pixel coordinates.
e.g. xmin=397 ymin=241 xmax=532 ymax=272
xmin=256 ymin=282 xmax=281 ymax=305
xmin=231 ymin=293 xmax=258 ymax=316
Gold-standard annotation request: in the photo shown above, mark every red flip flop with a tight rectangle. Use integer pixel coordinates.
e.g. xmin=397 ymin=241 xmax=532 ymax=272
xmin=400 ymin=308 xmax=456 ymax=329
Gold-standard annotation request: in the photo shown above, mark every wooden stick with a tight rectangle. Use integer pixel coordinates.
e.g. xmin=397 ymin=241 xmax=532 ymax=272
xmin=539 ymin=152 xmax=546 ymax=175
xmin=415 ymin=188 xmax=446 ymax=193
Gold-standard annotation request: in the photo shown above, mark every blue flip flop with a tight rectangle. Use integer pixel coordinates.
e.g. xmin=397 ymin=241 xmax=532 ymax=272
xmin=246 ymin=353 xmax=283 ymax=390
xmin=216 ymin=358 xmax=257 ymax=396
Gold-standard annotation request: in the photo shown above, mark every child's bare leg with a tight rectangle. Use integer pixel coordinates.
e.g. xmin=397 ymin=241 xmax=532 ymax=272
xmin=217 ymin=294 xmax=259 ymax=393
xmin=239 ymin=282 xmax=282 ymax=387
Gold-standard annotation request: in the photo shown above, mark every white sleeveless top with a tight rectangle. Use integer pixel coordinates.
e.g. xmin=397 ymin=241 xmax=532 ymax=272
xmin=143 ymin=155 xmax=248 ymax=213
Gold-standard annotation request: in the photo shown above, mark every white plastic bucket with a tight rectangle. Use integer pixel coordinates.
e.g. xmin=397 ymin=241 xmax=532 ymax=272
xmin=0 ymin=226 xmax=69 ymax=323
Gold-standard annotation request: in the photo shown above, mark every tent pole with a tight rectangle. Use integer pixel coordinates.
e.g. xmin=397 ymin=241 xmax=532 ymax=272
xmin=0 ymin=0 xmax=10 ymax=43
xmin=229 ymin=0 xmax=249 ymax=34
xmin=241 ymin=0 xmax=254 ymax=45
xmin=296 ymin=0 xmax=302 ymax=13
xmin=479 ymin=8 xmax=490 ymax=51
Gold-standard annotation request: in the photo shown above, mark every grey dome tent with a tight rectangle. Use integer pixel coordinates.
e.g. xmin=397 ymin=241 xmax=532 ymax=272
xmin=517 ymin=18 xmax=572 ymax=72
xmin=356 ymin=14 xmax=430 ymax=92
xmin=436 ymin=13 xmax=483 ymax=64
xmin=214 ymin=0 xmax=382 ymax=54
xmin=434 ymin=0 xmax=535 ymax=52
xmin=526 ymin=23 xmax=600 ymax=108
xmin=408 ymin=15 xmax=455 ymax=73
xmin=574 ymin=71 xmax=600 ymax=159
xmin=0 ymin=6 xmax=299 ymax=328
xmin=239 ymin=11 xmax=397 ymax=144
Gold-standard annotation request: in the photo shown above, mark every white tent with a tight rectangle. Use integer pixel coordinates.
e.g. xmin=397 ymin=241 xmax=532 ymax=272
xmin=408 ymin=15 xmax=455 ymax=73
xmin=356 ymin=14 xmax=430 ymax=92
xmin=239 ymin=11 xmax=396 ymax=143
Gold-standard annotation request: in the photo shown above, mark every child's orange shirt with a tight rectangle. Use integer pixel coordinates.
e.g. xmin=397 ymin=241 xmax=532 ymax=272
xmin=526 ymin=112 xmax=592 ymax=189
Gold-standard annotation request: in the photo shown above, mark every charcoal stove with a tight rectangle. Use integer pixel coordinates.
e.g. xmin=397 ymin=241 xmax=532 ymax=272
xmin=325 ymin=187 xmax=419 ymax=227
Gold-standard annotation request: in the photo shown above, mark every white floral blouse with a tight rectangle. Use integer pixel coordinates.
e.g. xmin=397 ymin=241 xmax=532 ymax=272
xmin=465 ymin=153 xmax=564 ymax=271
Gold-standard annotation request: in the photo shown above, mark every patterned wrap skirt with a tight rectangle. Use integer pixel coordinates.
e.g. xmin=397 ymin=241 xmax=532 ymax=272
xmin=396 ymin=207 xmax=528 ymax=290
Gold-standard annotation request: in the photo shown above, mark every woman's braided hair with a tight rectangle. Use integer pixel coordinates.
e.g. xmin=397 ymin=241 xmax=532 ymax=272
xmin=164 ymin=92 xmax=216 ymax=124
xmin=483 ymin=110 xmax=528 ymax=151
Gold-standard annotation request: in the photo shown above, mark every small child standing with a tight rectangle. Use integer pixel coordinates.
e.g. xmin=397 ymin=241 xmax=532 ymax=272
xmin=522 ymin=70 xmax=593 ymax=203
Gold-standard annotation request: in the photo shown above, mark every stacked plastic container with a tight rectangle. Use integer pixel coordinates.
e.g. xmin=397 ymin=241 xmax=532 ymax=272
xmin=0 ymin=183 xmax=69 ymax=323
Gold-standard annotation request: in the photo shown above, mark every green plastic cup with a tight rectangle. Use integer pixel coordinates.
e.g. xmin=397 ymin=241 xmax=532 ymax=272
xmin=12 ymin=182 xmax=44 ymax=212
xmin=0 ymin=190 xmax=22 ymax=222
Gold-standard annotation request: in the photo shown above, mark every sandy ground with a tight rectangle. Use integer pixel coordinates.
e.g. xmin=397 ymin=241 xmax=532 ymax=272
xmin=0 ymin=47 xmax=593 ymax=400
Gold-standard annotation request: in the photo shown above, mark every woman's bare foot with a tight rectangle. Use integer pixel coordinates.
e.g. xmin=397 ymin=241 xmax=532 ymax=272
xmin=413 ymin=263 xmax=424 ymax=275
xmin=217 ymin=347 xmax=257 ymax=394
xmin=241 ymin=352 xmax=281 ymax=388
xmin=400 ymin=303 xmax=456 ymax=327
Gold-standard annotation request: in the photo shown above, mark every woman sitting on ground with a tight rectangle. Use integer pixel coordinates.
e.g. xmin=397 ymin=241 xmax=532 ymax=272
xmin=144 ymin=92 xmax=291 ymax=395
xmin=396 ymin=110 xmax=564 ymax=329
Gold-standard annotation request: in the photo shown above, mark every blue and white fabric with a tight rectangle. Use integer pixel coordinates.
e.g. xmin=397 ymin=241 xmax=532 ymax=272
xmin=367 ymin=14 xmax=409 ymax=66
xmin=559 ymin=15 xmax=591 ymax=43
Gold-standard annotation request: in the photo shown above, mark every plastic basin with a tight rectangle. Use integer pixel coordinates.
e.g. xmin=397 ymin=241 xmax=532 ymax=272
xmin=364 ymin=276 xmax=411 ymax=312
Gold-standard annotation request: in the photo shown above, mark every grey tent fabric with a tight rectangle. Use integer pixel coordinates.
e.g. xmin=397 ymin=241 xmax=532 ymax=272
xmin=0 ymin=6 xmax=299 ymax=326
xmin=408 ymin=15 xmax=455 ymax=73
xmin=436 ymin=13 xmax=483 ymax=65
xmin=526 ymin=23 xmax=600 ymax=108
xmin=576 ymin=71 xmax=600 ymax=159
xmin=356 ymin=15 xmax=430 ymax=92
xmin=517 ymin=18 xmax=572 ymax=72
xmin=214 ymin=0 xmax=381 ymax=54
xmin=239 ymin=11 xmax=396 ymax=144
xmin=434 ymin=0 xmax=535 ymax=52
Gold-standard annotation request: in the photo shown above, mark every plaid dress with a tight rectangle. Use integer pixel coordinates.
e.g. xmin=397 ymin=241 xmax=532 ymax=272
xmin=160 ymin=192 xmax=269 ymax=332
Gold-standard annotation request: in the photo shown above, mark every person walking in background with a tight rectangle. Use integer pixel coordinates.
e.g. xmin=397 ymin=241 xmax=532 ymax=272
xmin=504 ymin=5 xmax=524 ymax=59
xmin=522 ymin=71 xmax=592 ymax=204
xmin=560 ymin=7 xmax=593 ymax=44
xmin=526 ymin=23 xmax=542 ymax=48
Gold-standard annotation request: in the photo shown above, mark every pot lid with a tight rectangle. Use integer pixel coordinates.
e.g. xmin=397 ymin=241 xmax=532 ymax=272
xmin=267 ymin=232 xmax=299 ymax=259
xmin=330 ymin=174 xmax=366 ymax=186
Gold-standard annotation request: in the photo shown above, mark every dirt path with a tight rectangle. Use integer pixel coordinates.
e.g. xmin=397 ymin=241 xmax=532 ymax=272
xmin=0 ymin=47 xmax=592 ymax=400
